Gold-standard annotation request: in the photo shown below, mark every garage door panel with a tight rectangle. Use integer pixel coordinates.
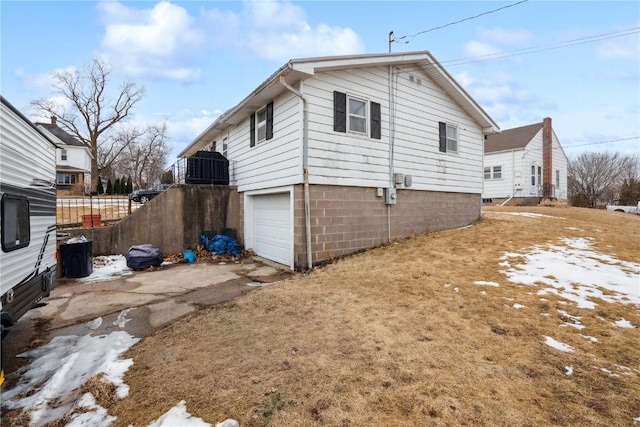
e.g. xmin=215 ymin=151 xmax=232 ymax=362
xmin=252 ymin=193 xmax=291 ymax=266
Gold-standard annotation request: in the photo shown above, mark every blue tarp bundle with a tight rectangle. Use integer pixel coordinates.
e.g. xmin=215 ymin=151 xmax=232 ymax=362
xmin=200 ymin=234 xmax=240 ymax=258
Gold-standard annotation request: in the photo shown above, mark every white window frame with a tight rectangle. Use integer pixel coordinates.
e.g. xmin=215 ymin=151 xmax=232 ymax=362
xmin=446 ymin=124 xmax=458 ymax=153
xmin=492 ymin=165 xmax=502 ymax=179
xmin=60 ymin=148 xmax=67 ymax=161
xmin=483 ymin=167 xmax=491 ymax=180
xmin=347 ymin=95 xmax=368 ymax=135
xmin=223 ymin=137 xmax=228 ymax=157
xmin=56 ymin=173 xmax=76 ymax=185
xmin=256 ymin=107 xmax=267 ymax=144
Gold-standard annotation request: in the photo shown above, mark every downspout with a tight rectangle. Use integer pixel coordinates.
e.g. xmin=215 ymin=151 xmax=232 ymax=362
xmin=387 ymin=65 xmax=394 ymax=242
xmin=279 ymin=75 xmax=313 ymax=270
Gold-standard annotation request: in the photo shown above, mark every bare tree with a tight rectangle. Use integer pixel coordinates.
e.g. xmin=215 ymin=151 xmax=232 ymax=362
xmin=110 ymin=123 xmax=170 ymax=189
xmin=568 ymin=152 xmax=635 ymax=207
xmin=31 ymin=58 xmax=145 ymax=190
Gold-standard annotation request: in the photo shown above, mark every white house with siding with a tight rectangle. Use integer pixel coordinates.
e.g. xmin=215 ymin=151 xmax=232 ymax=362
xmin=179 ymin=51 xmax=500 ymax=270
xmin=483 ymin=117 xmax=568 ymax=205
xmin=36 ymin=117 xmax=92 ymax=196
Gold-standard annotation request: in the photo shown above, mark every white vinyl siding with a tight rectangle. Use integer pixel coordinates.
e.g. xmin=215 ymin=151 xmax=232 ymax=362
xmin=209 ymin=90 xmax=301 ymax=192
xmin=305 ymin=65 xmax=484 ymax=193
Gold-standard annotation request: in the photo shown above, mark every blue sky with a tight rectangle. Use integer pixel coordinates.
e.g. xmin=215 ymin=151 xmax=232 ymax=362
xmin=2 ymin=0 xmax=639 ymax=161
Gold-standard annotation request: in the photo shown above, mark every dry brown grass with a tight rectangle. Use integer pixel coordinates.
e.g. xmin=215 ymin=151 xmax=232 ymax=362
xmin=109 ymin=206 xmax=640 ymax=426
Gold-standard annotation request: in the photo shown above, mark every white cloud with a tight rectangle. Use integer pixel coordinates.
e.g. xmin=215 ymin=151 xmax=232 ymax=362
xmin=476 ymin=26 xmax=534 ymax=46
xmin=204 ymin=0 xmax=365 ymax=61
xmin=99 ymin=1 xmax=203 ymax=81
xmin=463 ymin=40 xmax=502 ymax=58
xmin=595 ymin=36 xmax=640 ymax=60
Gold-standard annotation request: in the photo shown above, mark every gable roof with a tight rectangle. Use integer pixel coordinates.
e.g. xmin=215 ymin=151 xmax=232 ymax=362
xmin=36 ymin=121 xmax=87 ymax=147
xmin=179 ymin=50 xmax=500 ymax=158
xmin=484 ymin=122 xmax=543 ymax=153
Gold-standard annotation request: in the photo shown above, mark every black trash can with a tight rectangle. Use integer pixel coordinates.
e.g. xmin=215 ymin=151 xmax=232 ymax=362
xmin=59 ymin=240 xmax=93 ymax=278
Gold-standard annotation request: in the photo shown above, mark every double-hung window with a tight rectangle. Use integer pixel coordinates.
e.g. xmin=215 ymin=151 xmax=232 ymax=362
xmin=1 ymin=194 xmax=30 ymax=252
xmin=333 ymin=91 xmax=381 ymax=139
xmin=250 ymin=101 xmax=274 ymax=147
xmin=484 ymin=166 xmax=502 ymax=180
xmin=438 ymin=122 xmax=458 ymax=153
xmin=60 ymin=149 xmax=67 ymax=161
xmin=223 ymin=137 xmax=228 ymax=157
xmin=348 ymin=96 xmax=367 ymax=134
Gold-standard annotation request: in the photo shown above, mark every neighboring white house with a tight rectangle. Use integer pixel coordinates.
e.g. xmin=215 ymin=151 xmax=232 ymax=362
xmin=483 ymin=117 xmax=568 ymax=205
xmin=36 ymin=117 xmax=92 ymax=196
xmin=179 ymin=51 xmax=500 ymax=270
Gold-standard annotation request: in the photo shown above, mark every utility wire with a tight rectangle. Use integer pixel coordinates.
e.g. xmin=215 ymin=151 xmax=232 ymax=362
xmin=439 ymin=26 xmax=640 ymax=67
xmin=393 ymin=0 xmax=529 ymax=45
xmin=563 ymin=137 xmax=639 ymax=148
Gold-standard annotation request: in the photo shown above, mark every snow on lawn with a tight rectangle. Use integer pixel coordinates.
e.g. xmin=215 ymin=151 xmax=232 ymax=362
xmin=544 ymin=336 xmax=575 ymax=353
xmin=474 ymin=280 xmax=500 ymax=287
xmin=79 ymin=255 xmax=133 ymax=283
xmin=147 ymin=400 xmax=239 ymax=427
xmin=1 ymin=331 xmax=139 ymax=426
xmin=492 ymin=211 xmax=564 ymax=219
xmin=499 ymin=237 xmax=640 ymax=309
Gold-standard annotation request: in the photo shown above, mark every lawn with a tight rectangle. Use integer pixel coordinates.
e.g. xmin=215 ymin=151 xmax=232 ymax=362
xmin=13 ymin=205 xmax=639 ymax=426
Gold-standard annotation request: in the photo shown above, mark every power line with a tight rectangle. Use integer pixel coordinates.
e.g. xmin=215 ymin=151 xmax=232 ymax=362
xmin=439 ymin=26 xmax=640 ymax=68
xmin=563 ymin=137 xmax=639 ymax=149
xmin=392 ymin=0 xmax=529 ymax=46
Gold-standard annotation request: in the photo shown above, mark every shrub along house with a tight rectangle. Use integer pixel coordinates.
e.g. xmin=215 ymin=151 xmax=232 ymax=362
xmin=36 ymin=117 xmax=92 ymax=196
xmin=179 ymin=51 xmax=500 ymax=270
xmin=482 ymin=117 xmax=568 ymax=205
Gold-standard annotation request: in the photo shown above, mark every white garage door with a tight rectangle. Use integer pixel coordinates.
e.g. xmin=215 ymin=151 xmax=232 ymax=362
xmin=252 ymin=192 xmax=291 ymax=266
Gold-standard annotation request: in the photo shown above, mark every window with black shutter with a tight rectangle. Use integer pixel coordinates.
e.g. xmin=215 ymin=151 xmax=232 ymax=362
xmin=250 ymin=101 xmax=274 ymax=147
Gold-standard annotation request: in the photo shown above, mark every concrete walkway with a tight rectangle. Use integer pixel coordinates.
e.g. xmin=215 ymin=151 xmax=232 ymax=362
xmin=1 ymin=257 xmax=293 ymax=379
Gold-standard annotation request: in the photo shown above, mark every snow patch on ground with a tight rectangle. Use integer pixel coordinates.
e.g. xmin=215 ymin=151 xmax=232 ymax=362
xmin=147 ymin=400 xmax=239 ymax=427
xmin=565 ymin=365 xmax=574 ymax=376
xmin=1 ymin=331 xmax=139 ymax=426
xmin=494 ymin=212 xmax=564 ymax=219
xmin=79 ymin=255 xmax=133 ymax=283
xmin=544 ymin=336 xmax=575 ymax=353
xmin=500 ymin=237 xmax=640 ymax=309
xmin=474 ymin=281 xmax=500 ymax=287
xmin=613 ymin=318 xmax=636 ymax=328
xmin=512 ymin=303 xmax=526 ymax=309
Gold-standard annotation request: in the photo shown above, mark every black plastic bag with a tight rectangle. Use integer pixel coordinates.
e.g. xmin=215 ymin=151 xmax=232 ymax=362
xmin=126 ymin=244 xmax=164 ymax=269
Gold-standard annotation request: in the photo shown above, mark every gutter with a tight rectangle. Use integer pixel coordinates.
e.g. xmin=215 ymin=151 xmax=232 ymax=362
xmin=279 ymin=75 xmax=313 ymax=271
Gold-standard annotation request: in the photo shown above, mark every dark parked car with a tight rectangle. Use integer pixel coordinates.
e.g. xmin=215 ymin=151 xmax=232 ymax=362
xmin=129 ymin=184 xmax=172 ymax=204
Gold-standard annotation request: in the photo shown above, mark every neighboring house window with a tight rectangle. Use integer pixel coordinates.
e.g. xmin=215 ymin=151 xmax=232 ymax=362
xmin=556 ymin=170 xmax=560 ymax=188
xmin=484 ymin=166 xmax=502 ymax=180
xmin=333 ymin=91 xmax=381 ymax=139
xmin=61 ymin=149 xmax=67 ymax=161
xmin=1 ymin=194 xmax=30 ymax=252
xmin=438 ymin=122 xmax=458 ymax=153
xmin=57 ymin=173 xmax=77 ymax=185
xmin=250 ymin=101 xmax=273 ymax=147
xmin=538 ymin=166 xmax=542 ymax=187
xmin=223 ymin=137 xmax=228 ymax=158
xmin=531 ymin=165 xmax=536 ymax=186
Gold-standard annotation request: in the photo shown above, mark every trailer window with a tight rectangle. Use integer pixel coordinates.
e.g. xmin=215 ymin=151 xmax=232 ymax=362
xmin=2 ymin=195 xmax=30 ymax=252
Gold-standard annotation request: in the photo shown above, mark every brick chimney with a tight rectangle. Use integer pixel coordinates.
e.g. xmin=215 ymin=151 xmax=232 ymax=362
xmin=51 ymin=116 xmax=57 ymax=126
xmin=542 ymin=117 xmax=553 ymax=198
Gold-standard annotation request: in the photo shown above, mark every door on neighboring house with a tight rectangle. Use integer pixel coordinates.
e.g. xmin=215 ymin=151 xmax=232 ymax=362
xmin=250 ymin=192 xmax=292 ymax=267
xmin=530 ymin=165 xmax=542 ymax=195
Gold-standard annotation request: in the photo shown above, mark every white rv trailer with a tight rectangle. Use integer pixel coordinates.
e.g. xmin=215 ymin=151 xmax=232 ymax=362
xmin=0 ymin=96 xmax=58 ymax=338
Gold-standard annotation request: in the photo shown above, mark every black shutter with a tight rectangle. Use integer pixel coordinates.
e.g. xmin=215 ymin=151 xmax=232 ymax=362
xmin=371 ymin=102 xmax=381 ymax=139
xmin=266 ymin=101 xmax=274 ymax=140
xmin=333 ymin=91 xmax=346 ymax=133
xmin=438 ymin=121 xmax=447 ymax=153
xmin=250 ymin=113 xmax=256 ymax=147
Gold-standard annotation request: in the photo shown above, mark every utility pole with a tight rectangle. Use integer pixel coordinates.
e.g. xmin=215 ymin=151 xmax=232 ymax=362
xmin=388 ymin=31 xmax=394 ymax=53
